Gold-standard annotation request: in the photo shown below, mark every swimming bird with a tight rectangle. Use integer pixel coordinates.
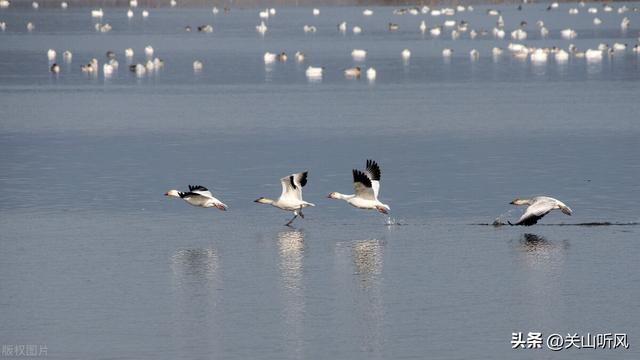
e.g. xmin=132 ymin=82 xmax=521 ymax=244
xmin=294 ymin=51 xmax=305 ymax=63
xmin=47 ymin=49 xmax=56 ymax=61
xmin=366 ymin=67 xmax=376 ymax=81
xmin=165 ymin=185 xmax=227 ymax=211
xmin=50 ymin=63 xmax=60 ymax=73
xmin=344 ymin=66 xmax=361 ymax=78
xmin=63 ymin=50 xmax=72 ymax=62
xmin=144 ymin=45 xmax=153 ymax=57
xmin=509 ymin=196 xmax=572 ymax=226
xmin=193 ymin=60 xmax=203 ymax=71
xmin=328 ymin=160 xmax=390 ymax=214
xmin=351 ymin=49 xmax=366 ymax=61
xmin=305 ymin=66 xmax=323 ymax=79
xmin=125 ymin=48 xmax=134 ymax=58
xmin=254 ymin=172 xmax=314 ymax=226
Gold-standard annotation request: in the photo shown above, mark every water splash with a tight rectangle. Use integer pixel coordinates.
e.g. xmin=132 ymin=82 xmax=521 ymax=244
xmin=492 ymin=209 xmax=517 ymax=226
xmin=384 ymin=216 xmax=405 ymax=226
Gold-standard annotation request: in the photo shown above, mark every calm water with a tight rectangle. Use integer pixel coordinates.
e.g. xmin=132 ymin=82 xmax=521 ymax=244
xmin=1 ymin=3 xmax=639 ymax=359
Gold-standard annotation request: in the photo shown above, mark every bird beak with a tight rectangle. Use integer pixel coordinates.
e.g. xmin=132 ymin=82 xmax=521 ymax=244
xmin=164 ymin=192 xmax=169 ymax=196
xmin=253 ymin=198 xmax=261 ymax=203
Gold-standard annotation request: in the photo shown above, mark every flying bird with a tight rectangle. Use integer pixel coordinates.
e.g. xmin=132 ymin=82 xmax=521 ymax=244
xmin=509 ymin=196 xmax=572 ymax=226
xmin=165 ymin=185 xmax=227 ymax=210
xmin=255 ymin=171 xmax=315 ymax=226
xmin=328 ymin=159 xmax=390 ymax=214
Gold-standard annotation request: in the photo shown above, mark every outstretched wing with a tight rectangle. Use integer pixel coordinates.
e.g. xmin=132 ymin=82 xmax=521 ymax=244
xmin=279 ymin=171 xmax=308 ymax=201
xmin=515 ymin=201 xmax=554 ymax=226
xmin=352 ymin=169 xmax=375 ymax=200
xmin=364 ymin=159 xmax=381 ymax=199
xmin=188 ymin=185 xmax=213 ymax=198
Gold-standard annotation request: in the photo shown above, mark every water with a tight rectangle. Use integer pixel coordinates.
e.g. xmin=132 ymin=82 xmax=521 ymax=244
xmin=1 ymin=3 xmax=639 ymax=359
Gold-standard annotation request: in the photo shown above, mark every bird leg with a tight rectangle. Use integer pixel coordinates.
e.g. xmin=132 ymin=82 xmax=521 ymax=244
xmin=285 ymin=211 xmax=298 ymax=227
xmin=298 ymin=207 xmax=305 ymax=219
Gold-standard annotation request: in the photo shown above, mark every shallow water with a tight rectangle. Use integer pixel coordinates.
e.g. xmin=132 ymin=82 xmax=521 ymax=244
xmin=1 ymin=3 xmax=639 ymax=359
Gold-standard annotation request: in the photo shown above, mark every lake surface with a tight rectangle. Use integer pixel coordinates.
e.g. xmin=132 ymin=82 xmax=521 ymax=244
xmin=1 ymin=3 xmax=639 ymax=359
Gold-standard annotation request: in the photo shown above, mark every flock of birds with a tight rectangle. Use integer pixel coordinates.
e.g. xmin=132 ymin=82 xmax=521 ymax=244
xmin=1 ymin=0 xmax=639 ymax=80
xmin=164 ymin=160 xmax=572 ymax=227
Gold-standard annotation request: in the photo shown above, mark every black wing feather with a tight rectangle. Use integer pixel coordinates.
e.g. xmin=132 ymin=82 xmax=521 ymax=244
xmin=352 ymin=170 xmax=372 ymax=188
xmin=366 ymin=159 xmax=381 ymax=181
xmin=299 ymin=171 xmax=308 ymax=187
xmin=289 ymin=176 xmax=297 ymax=190
xmin=188 ymin=185 xmax=209 ymax=192
xmin=515 ymin=213 xmax=546 ymax=226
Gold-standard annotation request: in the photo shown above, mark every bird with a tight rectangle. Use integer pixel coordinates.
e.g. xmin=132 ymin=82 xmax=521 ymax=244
xmin=254 ymin=171 xmax=315 ymax=226
xmin=50 ymin=63 xmax=60 ymax=73
xmin=328 ymin=160 xmax=391 ymax=214
xmin=165 ymin=185 xmax=227 ymax=211
xmin=508 ymin=196 xmax=572 ymax=226
xmin=344 ymin=66 xmax=361 ymax=78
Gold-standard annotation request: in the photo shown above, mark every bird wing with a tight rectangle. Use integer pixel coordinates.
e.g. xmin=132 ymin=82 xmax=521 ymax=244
xmin=188 ymin=185 xmax=213 ymax=198
xmin=364 ymin=159 xmax=381 ymax=199
xmin=279 ymin=171 xmax=308 ymax=201
xmin=515 ymin=200 xmax=555 ymax=226
xmin=352 ymin=169 xmax=376 ymax=200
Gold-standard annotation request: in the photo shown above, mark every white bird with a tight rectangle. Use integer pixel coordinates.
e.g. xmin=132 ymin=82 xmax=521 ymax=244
xmin=144 ymin=45 xmax=153 ymax=57
xmin=125 ymin=48 xmax=134 ymax=58
xmin=61 ymin=2 xmax=68 ymax=9
xmin=509 ymin=196 xmax=572 ymax=226
xmin=401 ymin=48 xmax=411 ymax=60
xmin=442 ymin=48 xmax=453 ymax=57
xmin=142 ymin=9 xmax=149 ymax=18
xmin=256 ymin=21 xmax=267 ymax=35
xmin=264 ymin=52 xmax=276 ymax=64
xmin=328 ymin=160 xmax=390 ymax=214
xmin=212 ymin=6 xmax=219 ymax=14
xmin=621 ymin=17 xmax=630 ymax=30
xmin=63 ymin=50 xmax=72 ymax=62
xmin=470 ymin=49 xmax=479 ymax=60
xmin=352 ymin=26 xmax=362 ymax=34
xmin=303 ymin=25 xmax=317 ymax=33
xmin=305 ymin=66 xmax=323 ymax=79
xmin=531 ymin=49 xmax=548 ymax=63
xmin=171 ymin=0 xmax=177 ymax=7
xmin=555 ymin=49 xmax=569 ymax=62
xmin=511 ymin=29 xmax=527 ymax=40
xmin=165 ymin=185 xmax=227 ymax=211
xmin=363 ymin=9 xmax=373 ymax=16
xmin=193 ymin=60 xmax=203 ymax=71
xmin=561 ymin=28 xmax=577 ymax=39
xmin=91 ymin=8 xmax=103 ymax=18
xmin=593 ymin=17 xmax=602 ymax=25
xmin=312 ymin=8 xmax=320 ymax=16
xmin=419 ymin=20 xmax=427 ymax=33
xmin=585 ymin=49 xmax=603 ymax=61
xmin=47 ymin=49 xmax=56 ymax=61
xmin=129 ymin=0 xmax=137 ymax=8
xmin=127 ymin=9 xmax=134 ymax=18
xmin=27 ymin=22 xmax=35 ymax=32
xmin=255 ymin=172 xmax=314 ymax=226
xmin=492 ymin=47 xmax=503 ymax=57
xmin=103 ymin=63 xmax=114 ymax=77
xmin=430 ymin=26 xmax=441 ymax=37
xmin=50 ymin=63 xmax=60 ymax=73
xmin=366 ymin=67 xmax=376 ymax=81
xmin=32 ymin=1 xmax=38 ymax=9
xmin=338 ymin=21 xmax=347 ymax=33
xmin=259 ymin=9 xmax=269 ymax=19
xmin=351 ymin=49 xmax=366 ymax=61
xmin=0 ymin=22 xmax=5 ymax=31
xmin=294 ymin=51 xmax=305 ymax=63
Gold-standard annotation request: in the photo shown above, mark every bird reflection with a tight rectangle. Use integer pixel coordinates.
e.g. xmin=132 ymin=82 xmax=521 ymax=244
xmin=517 ymin=233 xmax=569 ymax=269
xmin=513 ymin=233 xmax=569 ymax=329
xmin=334 ymin=239 xmax=385 ymax=357
xmin=352 ymin=239 xmax=385 ymax=277
xmin=171 ymin=248 xmax=219 ymax=284
xmin=170 ymin=247 xmax=222 ymax=352
xmin=277 ymin=229 xmax=305 ymax=359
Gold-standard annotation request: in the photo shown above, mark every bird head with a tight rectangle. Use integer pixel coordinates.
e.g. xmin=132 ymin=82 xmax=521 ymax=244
xmin=254 ymin=197 xmax=271 ymax=204
xmin=164 ymin=189 xmax=180 ymax=198
xmin=327 ymin=192 xmax=339 ymax=199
